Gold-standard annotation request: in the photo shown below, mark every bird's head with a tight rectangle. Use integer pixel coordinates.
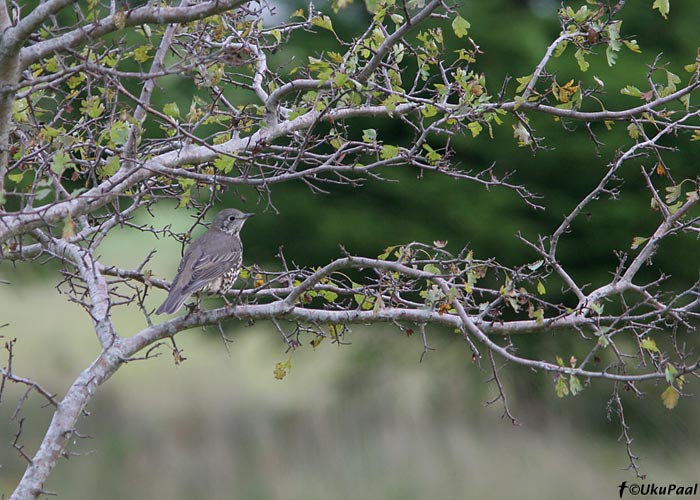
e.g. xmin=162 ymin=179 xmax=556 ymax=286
xmin=212 ymin=208 xmax=255 ymax=235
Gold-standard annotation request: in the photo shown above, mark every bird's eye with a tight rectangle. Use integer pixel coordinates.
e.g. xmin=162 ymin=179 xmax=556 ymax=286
xmin=228 ymin=215 xmax=236 ymax=221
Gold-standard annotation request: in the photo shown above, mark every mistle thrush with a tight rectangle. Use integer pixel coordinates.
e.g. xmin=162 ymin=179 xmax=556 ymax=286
xmin=156 ymin=208 xmax=254 ymax=314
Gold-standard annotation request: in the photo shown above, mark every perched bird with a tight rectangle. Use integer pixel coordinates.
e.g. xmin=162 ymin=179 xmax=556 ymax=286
xmin=156 ymin=208 xmax=254 ymax=315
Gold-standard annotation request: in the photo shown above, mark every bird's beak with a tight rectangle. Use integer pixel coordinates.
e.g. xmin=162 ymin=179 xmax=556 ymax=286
xmin=243 ymin=213 xmax=255 ymax=219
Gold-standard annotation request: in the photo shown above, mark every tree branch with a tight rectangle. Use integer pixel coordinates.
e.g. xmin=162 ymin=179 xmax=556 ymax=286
xmin=19 ymin=0 xmax=249 ymax=68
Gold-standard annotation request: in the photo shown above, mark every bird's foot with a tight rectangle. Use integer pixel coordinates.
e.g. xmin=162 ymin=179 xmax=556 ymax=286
xmin=222 ymin=294 xmax=234 ymax=311
xmin=185 ymin=301 xmax=202 ymax=316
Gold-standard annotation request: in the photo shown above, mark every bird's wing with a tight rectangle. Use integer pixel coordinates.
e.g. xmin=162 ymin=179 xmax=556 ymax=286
xmin=157 ymin=232 xmax=241 ymax=315
xmin=177 ymin=233 xmax=242 ymax=296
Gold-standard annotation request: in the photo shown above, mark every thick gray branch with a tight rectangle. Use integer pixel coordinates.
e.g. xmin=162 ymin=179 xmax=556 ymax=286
xmin=9 ymin=347 xmax=126 ymax=500
xmin=19 ymin=0 xmax=248 ymax=68
xmin=3 ymin=0 xmax=75 ymax=52
xmin=32 ymin=230 xmax=117 ymax=347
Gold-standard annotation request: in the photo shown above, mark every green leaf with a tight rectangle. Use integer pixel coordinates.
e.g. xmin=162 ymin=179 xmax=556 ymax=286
xmin=423 ymin=263 xmax=442 ymax=275
xmin=467 ymin=121 xmax=483 ymax=138
xmin=515 ymin=74 xmax=532 ymax=93
xmin=35 ymin=187 xmax=52 ymax=201
xmin=353 ymin=284 xmax=375 ymax=310
xmin=377 ymin=245 xmax=398 ymax=260
xmin=319 ymin=290 xmax=338 ymax=303
xmin=569 ymin=375 xmax=583 ymax=396
xmin=512 ymin=121 xmax=531 ymax=146
xmin=311 ymin=15 xmax=335 ymax=33
xmin=45 ymin=56 xmax=59 ymax=73
xmin=333 ymin=72 xmax=348 ymax=87
xmin=390 ymin=13 xmax=404 ymax=25
xmin=109 ymin=121 xmax=130 ymax=146
xmin=381 ymin=94 xmax=404 ymax=114
xmin=555 ymin=376 xmax=569 ymax=398
xmin=536 ymin=280 xmax=546 ymax=296
xmin=574 ymin=49 xmax=589 ymax=72
xmin=133 ymin=44 xmax=152 ymax=63
xmin=570 ymin=5 xmax=590 ymax=23
xmin=421 ymin=104 xmax=437 ymax=118
xmin=178 ymin=189 xmax=192 ymax=208
xmin=67 ymin=73 xmax=85 ymax=89
xmin=589 ymin=301 xmax=604 ymax=315
xmin=553 ymin=40 xmax=568 ymax=58
xmin=507 ymin=296 xmax=520 ymax=313
xmin=641 ymin=337 xmax=660 ymax=353
xmin=421 ymin=284 xmax=444 ymax=306
xmin=652 ymin=0 xmax=670 ymax=19
xmin=527 ymin=260 xmax=543 ymax=271
xmin=597 ymin=333 xmax=609 ymax=348
xmin=214 ymin=154 xmax=235 ymax=174
xmin=668 ymin=200 xmax=683 ymax=214
xmin=665 ymin=364 xmax=678 ymax=384
xmin=530 ymin=307 xmax=544 ymax=325
xmin=41 ymin=126 xmax=64 ymax=139
xmin=422 ymin=144 xmax=441 ymax=163
xmin=50 ymin=150 xmax=73 ymax=175
xmin=605 ymin=45 xmax=618 ymax=67
xmin=7 ymin=171 xmax=24 ymax=183
xmin=380 ymin=144 xmax=400 ymax=160
xmin=163 ymin=102 xmax=180 ymax=119
xmin=620 ymin=85 xmax=642 ymax=97
xmin=630 ymin=236 xmax=649 ymax=250
xmin=665 ymin=184 xmax=682 ymax=204
xmin=627 ymin=123 xmax=642 ymax=140
xmin=372 ymin=293 xmax=385 ymax=315
xmin=329 ymin=324 xmax=342 ymax=339
xmin=623 ymin=39 xmax=641 ymax=53
xmin=362 ymin=128 xmax=377 ymax=142
xmin=98 ymin=156 xmax=120 ymax=179
xmin=451 ymin=15 xmax=470 ymax=38
xmin=82 ymin=96 xmax=104 ymax=118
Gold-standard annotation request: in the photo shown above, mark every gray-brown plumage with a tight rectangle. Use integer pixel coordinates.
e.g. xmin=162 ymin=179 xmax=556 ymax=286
xmin=156 ymin=209 xmax=254 ymax=315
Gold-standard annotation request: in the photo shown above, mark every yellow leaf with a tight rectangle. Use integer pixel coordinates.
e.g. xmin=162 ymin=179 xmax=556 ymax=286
xmin=62 ymin=217 xmax=75 ymax=240
xmin=311 ymin=15 xmax=334 ymax=33
xmin=114 ymin=10 xmax=126 ymax=30
xmin=273 ymin=359 xmax=292 ymax=380
xmin=641 ymin=337 xmax=660 ymax=353
xmin=555 ymin=376 xmax=569 ymax=398
xmin=661 ymin=385 xmax=679 ymax=409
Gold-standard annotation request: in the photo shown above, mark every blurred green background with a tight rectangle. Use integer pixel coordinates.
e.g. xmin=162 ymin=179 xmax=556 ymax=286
xmin=3 ymin=0 xmax=700 ymax=498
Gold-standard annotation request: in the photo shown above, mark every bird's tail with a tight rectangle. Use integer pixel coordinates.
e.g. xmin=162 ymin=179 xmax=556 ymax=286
xmin=155 ymin=287 xmax=190 ymax=315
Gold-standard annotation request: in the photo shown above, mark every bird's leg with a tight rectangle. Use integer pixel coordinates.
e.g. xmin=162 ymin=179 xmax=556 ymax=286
xmin=221 ymin=284 xmax=247 ymax=312
xmin=184 ymin=294 xmax=202 ymax=316
xmin=221 ymin=292 xmax=233 ymax=310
